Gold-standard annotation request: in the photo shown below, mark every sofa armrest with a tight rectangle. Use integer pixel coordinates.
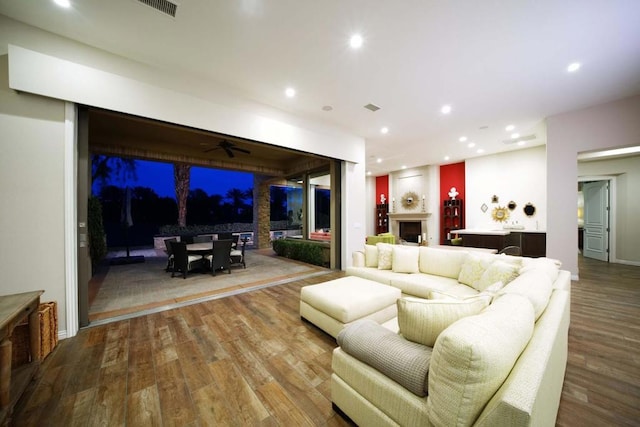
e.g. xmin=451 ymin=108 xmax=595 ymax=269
xmin=352 ymin=250 xmax=365 ymax=267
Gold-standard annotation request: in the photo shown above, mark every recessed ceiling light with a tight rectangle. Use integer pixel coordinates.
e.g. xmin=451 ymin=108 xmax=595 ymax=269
xmin=381 ymin=127 xmax=389 ymax=134
xmin=477 ymin=148 xmax=485 ymax=154
xmin=350 ymin=34 xmax=363 ymax=49
xmin=322 ymin=105 xmax=333 ymax=111
xmin=467 ymin=142 xmax=476 ymax=148
xmin=401 ymin=165 xmax=407 ymax=170
xmin=459 ymin=136 xmax=467 ymax=142
xmin=376 ymin=158 xmax=382 ymax=163
xmin=511 ymin=133 xmax=520 ymax=139
xmin=367 ymin=171 xmax=372 ymax=176
xmin=505 ymin=124 xmax=515 ymax=132
xmin=444 ymin=156 xmax=450 ymax=161
xmin=567 ymin=62 xmax=581 ymax=73
xmin=54 ymin=0 xmax=71 ymax=7
xmin=285 ymin=87 xmax=296 ymax=98
xmin=517 ymin=141 xmax=526 ymax=146
xmin=440 ymin=105 xmax=452 ymax=114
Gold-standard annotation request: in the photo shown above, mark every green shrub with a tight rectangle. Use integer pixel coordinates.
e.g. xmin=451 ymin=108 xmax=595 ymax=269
xmin=271 ymin=239 xmax=327 ymax=267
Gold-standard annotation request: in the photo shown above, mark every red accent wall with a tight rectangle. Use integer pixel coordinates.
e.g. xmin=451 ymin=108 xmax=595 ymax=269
xmin=440 ymin=163 xmax=466 ymax=244
xmin=375 ymin=175 xmax=389 ymax=204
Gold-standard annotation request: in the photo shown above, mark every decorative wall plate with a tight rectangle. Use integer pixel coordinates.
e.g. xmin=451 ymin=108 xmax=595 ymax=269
xmin=492 ymin=206 xmax=509 ymax=222
xmin=524 ymin=203 xmax=536 ymax=216
xmin=491 ymin=195 xmax=499 ymax=203
xmin=508 ymin=200 xmax=517 ymax=210
xmin=481 ymin=203 xmax=488 ymax=213
xmin=401 ymin=191 xmax=419 ymax=210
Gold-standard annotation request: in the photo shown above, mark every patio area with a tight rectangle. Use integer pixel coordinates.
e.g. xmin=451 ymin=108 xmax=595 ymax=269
xmin=88 ymin=247 xmax=332 ymax=324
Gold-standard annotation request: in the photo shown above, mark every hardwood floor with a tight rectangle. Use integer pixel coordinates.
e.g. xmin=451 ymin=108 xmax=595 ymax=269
xmin=556 ymin=256 xmax=640 ymax=427
xmin=11 ymin=257 xmax=640 ymax=426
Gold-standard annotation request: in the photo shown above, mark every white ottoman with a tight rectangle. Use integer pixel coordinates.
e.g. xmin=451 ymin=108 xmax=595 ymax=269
xmin=300 ymin=276 xmax=401 ymax=338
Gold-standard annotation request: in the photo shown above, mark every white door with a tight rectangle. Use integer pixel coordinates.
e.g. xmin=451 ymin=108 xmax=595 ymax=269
xmin=583 ymin=181 xmax=609 ymax=262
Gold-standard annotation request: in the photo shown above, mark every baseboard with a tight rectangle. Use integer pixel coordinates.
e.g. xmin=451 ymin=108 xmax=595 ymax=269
xmin=614 ymin=259 xmax=640 ymax=267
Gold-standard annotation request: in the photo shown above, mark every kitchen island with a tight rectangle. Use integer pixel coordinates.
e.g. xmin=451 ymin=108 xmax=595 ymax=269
xmin=454 ymin=229 xmax=546 ymax=257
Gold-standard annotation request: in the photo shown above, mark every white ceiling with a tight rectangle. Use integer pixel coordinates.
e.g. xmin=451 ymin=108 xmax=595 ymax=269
xmin=1 ymin=0 xmax=639 ymax=175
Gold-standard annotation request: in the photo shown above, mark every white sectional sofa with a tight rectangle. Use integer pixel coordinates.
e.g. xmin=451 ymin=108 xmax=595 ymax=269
xmin=331 ymin=244 xmax=571 ymax=426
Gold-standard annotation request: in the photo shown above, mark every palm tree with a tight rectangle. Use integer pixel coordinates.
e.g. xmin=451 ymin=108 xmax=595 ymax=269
xmin=174 ymin=163 xmax=191 ymax=227
xmin=91 ymin=155 xmax=137 ymax=188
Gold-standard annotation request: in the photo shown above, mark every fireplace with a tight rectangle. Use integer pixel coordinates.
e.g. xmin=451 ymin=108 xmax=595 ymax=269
xmin=387 ymin=212 xmax=431 ymax=244
xmin=399 ymin=221 xmax=421 ymax=243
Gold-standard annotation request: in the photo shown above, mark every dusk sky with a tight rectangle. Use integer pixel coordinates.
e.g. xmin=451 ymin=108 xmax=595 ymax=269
xmin=93 ymin=159 xmax=254 ymax=198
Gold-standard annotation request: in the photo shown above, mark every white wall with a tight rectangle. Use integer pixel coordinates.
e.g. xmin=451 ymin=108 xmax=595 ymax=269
xmin=388 ymin=165 xmax=439 ymax=245
xmin=579 ymin=155 xmax=640 ymax=264
xmin=465 ymin=146 xmax=547 ymax=231
xmin=1 ymin=15 xmax=368 ymax=335
xmin=0 ymin=55 xmax=68 ymax=331
xmin=547 ymin=94 xmax=640 ymax=277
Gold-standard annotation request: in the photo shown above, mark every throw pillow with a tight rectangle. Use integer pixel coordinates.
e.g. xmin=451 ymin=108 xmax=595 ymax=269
xmin=458 ymin=253 xmax=492 ymax=289
xmin=364 ymin=245 xmax=379 ymax=268
xmin=337 ymin=319 xmax=432 ymax=397
xmin=377 ymin=243 xmax=393 ymax=270
xmin=477 ymin=260 xmax=519 ymax=291
xmin=397 ymin=297 xmax=489 ymax=347
xmin=392 ymin=245 xmax=420 ymax=273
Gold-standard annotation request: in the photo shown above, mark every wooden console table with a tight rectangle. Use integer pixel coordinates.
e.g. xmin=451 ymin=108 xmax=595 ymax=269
xmin=0 ymin=290 xmax=44 ymax=426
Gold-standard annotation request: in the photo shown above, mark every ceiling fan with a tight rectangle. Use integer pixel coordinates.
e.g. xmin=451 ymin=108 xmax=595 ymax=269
xmin=204 ymin=140 xmax=251 ymax=158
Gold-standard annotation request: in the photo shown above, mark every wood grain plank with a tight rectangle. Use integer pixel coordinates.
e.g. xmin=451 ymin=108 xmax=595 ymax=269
xmin=127 ymin=385 xmax=163 ymax=427
xmin=156 ymin=359 xmax=197 ymax=426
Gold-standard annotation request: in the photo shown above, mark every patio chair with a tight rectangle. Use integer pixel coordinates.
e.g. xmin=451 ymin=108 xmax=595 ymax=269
xmin=205 ymin=239 xmax=233 ymax=275
xmin=230 ymin=238 xmax=246 ymax=269
xmin=218 ymin=232 xmax=239 ymax=248
xmin=163 ymin=237 xmax=177 ymax=272
xmin=170 ymin=241 xmax=204 ymax=279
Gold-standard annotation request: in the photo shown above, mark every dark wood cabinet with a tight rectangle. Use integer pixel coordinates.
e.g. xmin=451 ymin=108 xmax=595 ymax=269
xmin=375 ymin=204 xmax=388 ymax=235
xmin=442 ymin=199 xmax=463 ymax=244
xmin=462 ymin=231 xmax=546 ymax=257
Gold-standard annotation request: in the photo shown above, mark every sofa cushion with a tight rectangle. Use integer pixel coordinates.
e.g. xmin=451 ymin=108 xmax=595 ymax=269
xmin=337 ymin=319 xmax=432 ymax=397
xmin=419 ymin=247 xmax=469 ymax=279
xmin=520 ymin=257 xmax=562 ymax=283
xmin=391 ymin=274 xmax=477 ymax=299
xmin=426 ymin=293 xmax=535 ymax=427
xmin=430 ymin=280 xmax=505 ymax=302
xmin=458 ymin=253 xmax=494 ymax=289
xmin=477 ymin=260 xmax=519 ymax=291
xmin=346 ymin=267 xmax=398 ymax=286
xmin=392 ymin=245 xmax=420 ymax=273
xmin=377 ymin=243 xmax=393 ymax=270
xmin=499 ymin=269 xmax=553 ymax=320
xmin=364 ymin=244 xmax=378 ymax=268
xmin=397 ymin=296 xmax=490 ymax=347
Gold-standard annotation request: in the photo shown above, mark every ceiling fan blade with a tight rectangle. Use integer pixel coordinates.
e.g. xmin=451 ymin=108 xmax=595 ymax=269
xmin=232 ymin=147 xmax=251 ymax=154
xmin=224 ymin=147 xmax=235 ymax=158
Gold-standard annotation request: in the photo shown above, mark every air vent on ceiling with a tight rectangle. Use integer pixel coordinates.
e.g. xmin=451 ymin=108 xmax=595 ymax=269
xmin=503 ymin=134 xmax=537 ymax=145
xmin=136 ymin=0 xmax=178 ymax=17
xmin=364 ymin=103 xmax=381 ymax=112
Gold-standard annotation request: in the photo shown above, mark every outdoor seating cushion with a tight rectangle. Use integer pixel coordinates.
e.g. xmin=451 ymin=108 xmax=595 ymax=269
xmin=337 ymin=319 xmax=432 ymax=397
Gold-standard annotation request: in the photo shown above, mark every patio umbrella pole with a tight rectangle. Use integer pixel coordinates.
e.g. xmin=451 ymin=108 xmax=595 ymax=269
xmin=111 ymin=186 xmax=145 ymax=265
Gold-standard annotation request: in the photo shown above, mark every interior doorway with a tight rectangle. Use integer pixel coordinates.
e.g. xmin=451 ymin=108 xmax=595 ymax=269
xmin=581 ymin=180 xmax=610 ymax=262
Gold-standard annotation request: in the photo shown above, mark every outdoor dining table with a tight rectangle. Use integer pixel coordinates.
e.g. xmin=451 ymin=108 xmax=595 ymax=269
xmin=185 ymin=242 xmax=213 ymax=255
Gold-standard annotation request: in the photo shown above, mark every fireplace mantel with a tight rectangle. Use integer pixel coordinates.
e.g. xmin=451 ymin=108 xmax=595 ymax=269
xmin=387 ymin=212 xmax=432 ymax=220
